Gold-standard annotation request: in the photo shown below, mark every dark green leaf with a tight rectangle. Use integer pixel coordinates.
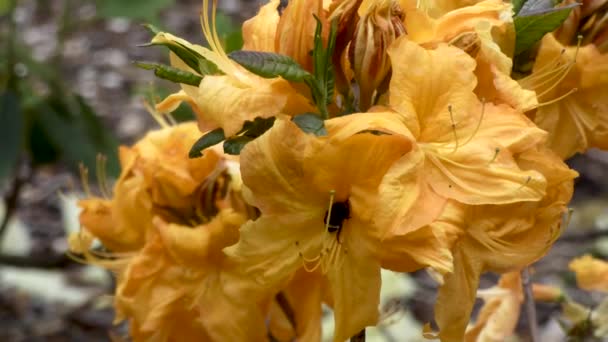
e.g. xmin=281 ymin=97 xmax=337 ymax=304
xmin=513 ymin=0 xmax=527 ymax=15
xmin=0 ymin=91 xmax=23 ymax=182
xmin=514 ymin=4 xmax=577 ymax=55
xmin=149 ymin=33 xmax=222 ymax=76
xmin=309 ymin=16 xmax=339 ymax=117
xmin=241 ymin=117 xmax=276 ymax=137
xmin=135 ymin=62 xmax=203 ymax=86
xmin=35 ymin=95 xmax=119 ymax=177
xmin=292 ymin=113 xmax=327 ymax=136
xmin=228 ymin=51 xmax=312 ymax=82
xmin=223 ymin=136 xmax=253 ymax=155
xmin=189 ymin=128 xmax=226 ymax=158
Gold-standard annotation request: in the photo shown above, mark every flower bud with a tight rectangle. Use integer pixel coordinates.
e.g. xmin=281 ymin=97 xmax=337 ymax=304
xmin=350 ymin=0 xmax=406 ymax=110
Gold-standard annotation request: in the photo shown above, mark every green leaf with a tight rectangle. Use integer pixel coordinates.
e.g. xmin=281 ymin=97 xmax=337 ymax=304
xmin=223 ymin=136 xmax=253 ymax=155
xmin=513 ymin=0 xmax=527 ymax=15
xmin=228 ymin=51 xmax=312 ymax=82
xmin=308 ymin=16 xmax=339 ymax=118
xmin=96 ymin=0 xmax=172 ymax=21
xmin=514 ymin=3 xmax=578 ymax=55
xmin=149 ymin=32 xmax=222 ymax=76
xmin=292 ymin=113 xmax=327 ymax=136
xmin=0 ymin=91 xmax=23 ymax=182
xmin=189 ymin=128 xmax=226 ymax=158
xmin=35 ymin=95 xmax=119 ymax=177
xmin=241 ymin=116 xmax=276 ymax=137
xmin=135 ymin=62 xmax=203 ymax=86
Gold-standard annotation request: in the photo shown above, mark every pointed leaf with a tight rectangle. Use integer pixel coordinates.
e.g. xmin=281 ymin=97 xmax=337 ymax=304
xmin=241 ymin=116 xmax=276 ymax=137
xmin=228 ymin=51 xmax=312 ymax=82
xmin=292 ymin=113 xmax=327 ymax=136
xmin=513 ymin=0 xmax=527 ymax=15
xmin=189 ymin=128 xmax=226 ymax=158
xmin=514 ymin=4 xmax=577 ymax=55
xmin=223 ymin=136 xmax=254 ymax=155
xmin=135 ymin=62 xmax=203 ymax=86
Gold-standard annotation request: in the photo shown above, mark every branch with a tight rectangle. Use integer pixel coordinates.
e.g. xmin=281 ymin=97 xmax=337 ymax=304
xmin=521 ymin=267 xmax=539 ymax=342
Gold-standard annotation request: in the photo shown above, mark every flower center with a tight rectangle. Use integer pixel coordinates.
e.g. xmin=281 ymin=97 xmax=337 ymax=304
xmin=296 ymin=191 xmax=351 ymax=273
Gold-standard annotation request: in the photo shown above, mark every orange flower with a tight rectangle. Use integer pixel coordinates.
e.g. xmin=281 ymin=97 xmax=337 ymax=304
xmin=379 ymin=37 xmax=548 ymax=236
xmin=432 ymin=147 xmax=577 ymax=341
xmin=155 ymin=0 xmax=314 ymax=136
xmin=226 ymin=114 xmax=452 ymax=341
xmin=569 ymin=254 xmax=608 ymax=292
xmin=113 ymin=211 xmax=268 ymax=342
xmin=519 ymin=33 xmax=608 ymax=159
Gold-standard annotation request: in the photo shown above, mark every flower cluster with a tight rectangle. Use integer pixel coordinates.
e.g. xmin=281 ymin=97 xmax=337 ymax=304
xmin=69 ymin=0 xmax=608 ymax=340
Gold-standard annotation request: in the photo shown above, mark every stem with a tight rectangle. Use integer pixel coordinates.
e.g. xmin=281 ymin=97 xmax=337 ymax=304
xmin=521 ymin=267 xmax=539 ymax=342
xmin=350 ymin=328 xmax=366 ymax=342
xmin=0 ymin=161 xmax=29 ymax=245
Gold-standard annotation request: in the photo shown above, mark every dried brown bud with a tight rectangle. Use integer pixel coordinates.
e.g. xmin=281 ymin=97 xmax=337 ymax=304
xmin=349 ymin=0 xmax=406 ymax=110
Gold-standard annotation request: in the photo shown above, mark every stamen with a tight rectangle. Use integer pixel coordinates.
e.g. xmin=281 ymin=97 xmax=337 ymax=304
xmin=488 ymin=147 xmax=500 ymax=164
xmin=447 ymin=104 xmax=459 ymax=153
xmin=79 ymin=163 xmax=92 ymax=198
xmin=96 ymin=154 xmax=111 ymax=199
xmin=536 ymin=88 xmax=578 ymax=107
xmin=459 ymin=99 xmax=486 ymax=148
xmin=324 ymin=190 xmax=336 ymax=233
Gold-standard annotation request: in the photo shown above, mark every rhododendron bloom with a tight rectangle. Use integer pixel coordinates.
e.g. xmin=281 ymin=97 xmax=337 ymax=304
xmin=520 ymin=33 xmax=608 ymax=159
xmin=155 ymin=0 xmax=314 ymax=136
xmin=380 ymin=38 xmax=548 ymax=235
xmin=433 ymin=147 xmax=577 ymax=341
xmin=227 ymin=114 xmax=451 ymax=341
xmin=569 ymin=254 xmax=608 ymax=292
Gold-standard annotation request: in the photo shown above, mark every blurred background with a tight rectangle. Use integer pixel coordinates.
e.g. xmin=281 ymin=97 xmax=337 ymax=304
xmin=0 ymin=0 xmax=607 ymax=341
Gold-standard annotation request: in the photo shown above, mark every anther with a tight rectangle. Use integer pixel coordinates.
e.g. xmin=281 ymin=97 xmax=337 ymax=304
xmin=488 ymin=147 xmax=500 ymax=164
xmin=79 ymin=163 xmax=92 ymax=198
xmin=447 ymin=104 xmax=460 ymax=153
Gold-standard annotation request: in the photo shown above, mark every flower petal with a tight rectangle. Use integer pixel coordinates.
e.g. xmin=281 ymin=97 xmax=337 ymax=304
xmin=387 ymin=37 xmax=478 ymax=137
xmin=242 ymin=0 xmax=280 ymax=52
xmin=328 ymin=222 xmax=381 ymax=342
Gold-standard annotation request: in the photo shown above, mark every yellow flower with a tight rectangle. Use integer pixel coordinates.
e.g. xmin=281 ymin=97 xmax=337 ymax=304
xmin=226 ymin=114 xmax=451 ymax=341
xmin=242 ymin=0 xmax=280 ymax=52
xmin=432 ymin=146 xmax=577 ymax=342
xmin=464 ymin=272 xmax=522 ymax=342
xmin=404 ymin=0 xmax=537 ymax=111
xmin=275 ymin=0 xmax=327 ymax=71
xmin=155 ymin=0 xmax=314 ymax=137
xmin=113 ymin=211 xmax=268 ymax=342
xmin=569 ymin=254 xmax=608 ymax=292
xmin=379 ymin=37 xmax=548 ymax=235
xmin=519 ymin=33 xmax=608 ymax=159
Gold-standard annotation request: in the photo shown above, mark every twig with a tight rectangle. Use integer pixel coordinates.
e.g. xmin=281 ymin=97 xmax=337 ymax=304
xmin=521 ymin=267 xmax=539 ymax=342
xmin=275 ymin=292 xmax=297 ymax=331
xmin=350 ymin=328 xmax=366 ymax=342
xmin=0 ymin=161 xmax=30 ymax=245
